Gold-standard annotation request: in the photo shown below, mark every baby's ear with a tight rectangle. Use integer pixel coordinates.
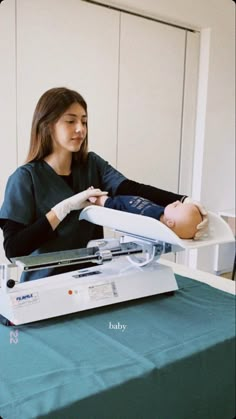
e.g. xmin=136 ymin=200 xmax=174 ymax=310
xmin=166 ymin=219 xmax=175 ymax=228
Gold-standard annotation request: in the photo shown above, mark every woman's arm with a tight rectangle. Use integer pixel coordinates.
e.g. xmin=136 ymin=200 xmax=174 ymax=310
xmin=116 ymin=179 xmax=187 ymax=207
xmin=2 ymin=187 xmax=109 ymax=259
xmin=93 ymin=152 xmax=185 ymax=206
xmin=2 ymin=217 xmax=56 ymax=259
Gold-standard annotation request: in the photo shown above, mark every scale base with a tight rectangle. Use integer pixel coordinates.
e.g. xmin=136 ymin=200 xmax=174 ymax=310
xmin=0 ymin=258 xmax=178 ymax=326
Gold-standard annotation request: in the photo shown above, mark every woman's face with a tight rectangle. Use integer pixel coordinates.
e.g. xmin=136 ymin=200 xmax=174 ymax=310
xmin=51 ymin=103 xmax=87 ymax=154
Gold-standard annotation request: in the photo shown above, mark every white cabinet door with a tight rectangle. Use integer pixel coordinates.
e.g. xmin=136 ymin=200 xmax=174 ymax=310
xmin=0 ymin=0 xmax=17 ymax=200
xmin=117 ymin=13 xmax=197 ymax=193
xmin=16 ymin=0 xmax=120 ymax=166
xmin=0 ymin=0 xmax=16 ymax=263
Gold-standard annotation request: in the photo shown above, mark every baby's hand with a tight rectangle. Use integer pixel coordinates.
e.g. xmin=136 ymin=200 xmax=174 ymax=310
xmin=93 ymin=195 xmax=108 ymax=206
xmin=87 ymin=193 xmax=98 ymax=203
xmin=87 ymin=186 xmax=108 ymax=204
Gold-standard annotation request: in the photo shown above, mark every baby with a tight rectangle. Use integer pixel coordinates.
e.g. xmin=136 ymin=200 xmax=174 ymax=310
xmin=89 ymin=195 xmax=203 ymax=240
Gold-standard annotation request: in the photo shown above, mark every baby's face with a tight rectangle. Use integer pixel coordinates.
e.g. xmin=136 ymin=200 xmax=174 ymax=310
xmin=164 ymin=201 xmax=202 ymax=239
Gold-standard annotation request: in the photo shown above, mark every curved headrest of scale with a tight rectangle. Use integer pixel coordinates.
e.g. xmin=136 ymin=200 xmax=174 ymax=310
xmin=79 ymin=206 xmax=234 ymax=250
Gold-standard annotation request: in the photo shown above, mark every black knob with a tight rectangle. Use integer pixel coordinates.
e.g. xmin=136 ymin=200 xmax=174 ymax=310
xmin=7 ymin=279 xmax=16 ymax=288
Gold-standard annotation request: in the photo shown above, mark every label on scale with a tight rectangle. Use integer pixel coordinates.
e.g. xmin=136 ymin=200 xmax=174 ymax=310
xmin=11 ymin=292 xmax=40 ymax=308
xmin=88 ymin=281 xmax=118 ymax=301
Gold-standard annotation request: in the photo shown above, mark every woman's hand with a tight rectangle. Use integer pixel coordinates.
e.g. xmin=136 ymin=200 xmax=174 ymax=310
xmin=184 ymin=197 xmax=209 ymax=239
xmin=51 ymin=188 xmax=108 ymax=221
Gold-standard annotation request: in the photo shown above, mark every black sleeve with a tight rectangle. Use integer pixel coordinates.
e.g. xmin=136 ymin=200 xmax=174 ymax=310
xmin=116 ymin=179 xmax=187 ymax=207
xmin=2 ymin=217 xmax=56 ymax=259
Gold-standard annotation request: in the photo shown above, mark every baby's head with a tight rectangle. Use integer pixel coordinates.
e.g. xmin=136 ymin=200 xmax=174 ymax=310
xmin=162 ymin=201 xmax=202 ymax=239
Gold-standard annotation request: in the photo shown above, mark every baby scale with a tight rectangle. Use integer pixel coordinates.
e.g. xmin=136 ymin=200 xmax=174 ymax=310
xmin=0 ymin=207 xmax=234 ymax=325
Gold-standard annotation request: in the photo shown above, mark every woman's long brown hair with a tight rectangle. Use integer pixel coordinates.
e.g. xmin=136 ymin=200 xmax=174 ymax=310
xmin=26 ymin=87 xmax=88 ymax=163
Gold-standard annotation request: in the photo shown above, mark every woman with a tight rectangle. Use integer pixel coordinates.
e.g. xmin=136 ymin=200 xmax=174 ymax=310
xmin=0 ymin=87 xmax=207 ymax=281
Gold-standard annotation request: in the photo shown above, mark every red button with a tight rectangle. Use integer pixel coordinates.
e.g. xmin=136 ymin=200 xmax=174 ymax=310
xmin=68 ymin=290 xmax=73 ymax=295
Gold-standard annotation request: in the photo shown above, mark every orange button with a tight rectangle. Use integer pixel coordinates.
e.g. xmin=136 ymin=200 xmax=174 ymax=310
xmin=68 ymin=290 xmax=73 ymax=295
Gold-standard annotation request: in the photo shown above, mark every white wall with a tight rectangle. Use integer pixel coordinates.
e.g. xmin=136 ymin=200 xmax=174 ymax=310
xmin=96 ymin=0 xmax=235 ymax=271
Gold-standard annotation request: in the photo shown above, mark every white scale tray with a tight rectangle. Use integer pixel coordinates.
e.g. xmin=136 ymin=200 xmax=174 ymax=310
xmin=80 ymin=206 xmax=235 ymax=249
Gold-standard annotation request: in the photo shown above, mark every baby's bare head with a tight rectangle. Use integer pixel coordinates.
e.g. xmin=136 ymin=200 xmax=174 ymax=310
xmin=164 ymin=201 xmax=202 ymax=239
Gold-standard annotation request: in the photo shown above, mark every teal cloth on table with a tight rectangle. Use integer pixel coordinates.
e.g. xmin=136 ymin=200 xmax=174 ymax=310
xmin=0 ymin=275 xmax=235 ymax=419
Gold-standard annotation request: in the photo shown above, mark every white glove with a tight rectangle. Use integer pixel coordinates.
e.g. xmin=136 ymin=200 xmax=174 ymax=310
xmin=184 ymin=197 xmax=209 ymax=239
xmin=52 ymin=188 xmax=108 ymax=221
